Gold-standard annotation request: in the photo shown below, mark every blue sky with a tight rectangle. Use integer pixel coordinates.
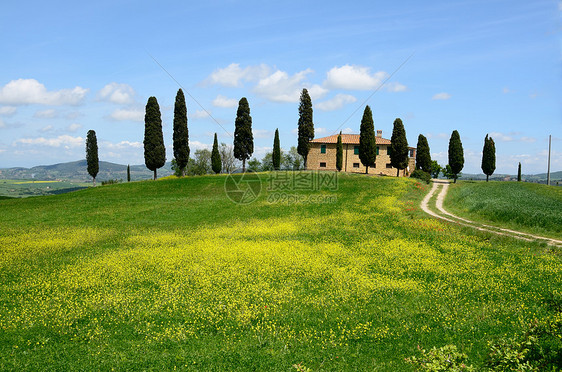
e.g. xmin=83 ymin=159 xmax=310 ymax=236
xmin=0 ymin=0 xmax=560 ymax=174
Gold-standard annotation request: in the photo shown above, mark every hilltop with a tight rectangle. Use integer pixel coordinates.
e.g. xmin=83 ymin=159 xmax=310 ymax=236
xmin=0 ymin=174 xmax=560 ymax=370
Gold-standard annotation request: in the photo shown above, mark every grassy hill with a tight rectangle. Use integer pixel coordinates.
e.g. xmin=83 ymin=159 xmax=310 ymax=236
xmin=0 ymin=174 xmax=560 ymax=370
xmin=445 ymin=181 xmax=562 ymax=240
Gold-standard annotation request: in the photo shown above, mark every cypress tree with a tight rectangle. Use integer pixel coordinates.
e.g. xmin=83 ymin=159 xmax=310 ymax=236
xmin=448 ymin=130 xmax=464 ymax=183
xmin=415 ymin=134 xmax=431 ymax=173
xmin=517 ymin=162 xmax=522 ymax=182
xmin=127 ymin=164 xmax=130 ymax=182
xmin=390 ymin=118 xmax=409 ymax=177
xmin=211 ymin=133 xmax=222 ymax=174
xmin=359 ymin=106 xmax=376 ymax=174
xmin=297 ymin=88 xmax=314 ymax=169
xmin=481 ymin=134 xmax=496 ymax=182
xmin=272 ymin=128 xmax=281 ymax=170
xmin=233 ymin=97 xmax=253 ymax=172
xmin=144 ymin=96 xmax=166 ymax=180
xmin=86 ymin=130 xmax=99 ymax=187
xmin=336 ymin=131 xmax=343 ymax=172
xmin=173 ymin=89 xmax=189 ymax=176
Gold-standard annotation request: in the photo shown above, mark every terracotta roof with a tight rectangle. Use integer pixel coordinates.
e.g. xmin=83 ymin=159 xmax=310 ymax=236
xmin=310 ymin=134 xmax=391 ymax=145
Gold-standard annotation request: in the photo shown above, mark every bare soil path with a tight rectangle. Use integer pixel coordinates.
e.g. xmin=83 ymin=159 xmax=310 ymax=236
xmin=421 ymin=179 xmax=562 ymax=247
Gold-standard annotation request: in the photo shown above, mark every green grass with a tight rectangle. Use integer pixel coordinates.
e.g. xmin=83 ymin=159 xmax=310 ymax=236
xmin=0 ymin=179 xmax=89 ymax=198
xmin=0 ymin=174 xmax=560 ymax=371
xmin=444 ymin=181 xmax=562 ymax=240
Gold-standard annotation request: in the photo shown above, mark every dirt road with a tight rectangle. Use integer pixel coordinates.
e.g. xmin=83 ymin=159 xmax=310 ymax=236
xmin=420 ymin=180 xmax=562 ymax=247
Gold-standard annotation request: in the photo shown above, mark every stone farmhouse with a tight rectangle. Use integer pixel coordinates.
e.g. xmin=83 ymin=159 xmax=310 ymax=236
xmin=307 ymin=130 xmax=416 ymax=176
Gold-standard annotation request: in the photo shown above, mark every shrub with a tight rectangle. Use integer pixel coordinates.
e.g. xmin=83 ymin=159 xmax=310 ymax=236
xmin=406 ymin=344 xmax=474 ymax=371
xmin=101 ymin=179 xmax=120 ymax=186
xmin=411 ymin=169 xmax=431 ymax=184
xmin=486 ymin=315 xmax=562 ymax=371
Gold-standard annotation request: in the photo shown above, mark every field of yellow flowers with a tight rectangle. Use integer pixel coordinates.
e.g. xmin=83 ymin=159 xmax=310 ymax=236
xmin=0 ymin=174 xmax=560 ymax=370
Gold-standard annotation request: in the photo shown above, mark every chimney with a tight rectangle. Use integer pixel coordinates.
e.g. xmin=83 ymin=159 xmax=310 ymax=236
xmin=376 ymin=130 xmax=382 ymax=138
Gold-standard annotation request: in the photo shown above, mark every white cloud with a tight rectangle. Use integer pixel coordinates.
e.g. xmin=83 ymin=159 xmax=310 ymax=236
xmin=66 ymin=111 xmax=82 ymax=120
xmin=101 ymin=140 xmax=143 ymax=150
xmin=502 ymin=87 xmax=513 ymax=94
xmin=190 ymin=140 xmax=212 ymax=151
xmin=431 ymin=151 xmax=448 ymax=165
xmin=253 ymin=129 xmax=273 ymax=139
xmin=40 ymin=125 xmax=54 ymax=133
xmin=495 ymin=150 xmax=561 ymax=174
xmin=0 ymin=79 xmax=88 ymax=105
xmin=342 ymin=127 xmax=354 ymax=134
xmin=34 ymin=109 xmax=57 ymax=118
xmin=191 ymin=109 xmax=211 ymax=119
xmin=67 ymin=123 xmax=82 ymax=132
xmin=489 ymin=132 xmax=536 ymax=143
xmin=207 ymin=63 xmax=270 ymax=87
xmin=317 ymin=94 xmax=357 ymax=111
xmin=325 ymin=65 xmax=390 ymax=91
xmin=292 ymin=126 xmax=333 ymax=136
xmin=253 ymin=69 xmax=327 ymax=103
xmin=0 ymin=118 xmax=5 ymax=128
xmin=212 ymin=95 xmax=238 ymax=108
xmin=315 ymin=127 xmax=329 ymax=135
xmin=98 ymin=82 xmax=136 ymax=104
xmin=386 ymin=82 xmax=408 ymax=92
xmin=489 ymin=132 xmax=513 ymax=142
xmin=252 ymin=146 xmax=272 ymax=159
xmin=14 ymin=135 xmax=84 ymax=148
xmin=109 ymin=108 xmax=144 ymax=122
xmin=0 ymin=106 xmax=16 ymax=116
xmin=432 ymin=92 xmax=451 ymax=100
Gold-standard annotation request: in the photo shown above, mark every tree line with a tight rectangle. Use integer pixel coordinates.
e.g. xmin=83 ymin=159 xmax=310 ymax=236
xmin=85 ymin=87 xmax=502 ymax=185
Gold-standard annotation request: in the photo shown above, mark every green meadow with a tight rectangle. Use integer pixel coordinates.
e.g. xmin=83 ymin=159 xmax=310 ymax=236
xmin=445 ymin=181 xmax=562 ymax=240
xmin=0 ymin=174 xmax=560 ymax=370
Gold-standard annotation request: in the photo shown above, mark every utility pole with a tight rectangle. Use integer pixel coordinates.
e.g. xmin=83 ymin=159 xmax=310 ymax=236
xmin=547 ymin=134 xmax=551 ymax=186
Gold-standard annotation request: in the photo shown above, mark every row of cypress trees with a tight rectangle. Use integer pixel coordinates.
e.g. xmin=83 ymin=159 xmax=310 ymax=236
xmin=416 ymin=131 xmax=496 ymax=183
xmin=86 ymin=86 xmax=497 ymax=184
xmin=346 ymin=105 xmax=410 ymax=176
xmin=144 ymin=91 xmax=252 ymax=178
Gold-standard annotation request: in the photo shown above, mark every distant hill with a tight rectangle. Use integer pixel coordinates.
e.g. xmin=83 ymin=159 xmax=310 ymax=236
xmin=461 ymin=171 xmax=562 ymax=183
xmin=0 ymin=160 xmax=173 ymax=182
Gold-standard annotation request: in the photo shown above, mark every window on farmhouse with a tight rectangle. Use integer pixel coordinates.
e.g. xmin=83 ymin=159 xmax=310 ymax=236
xmin=409 ymin=149 xmax=415 ymax=157
xmin=354 ymin=145 xmax=359 ymax=155
xmin=386 ymin=163 xmax=392 ymax=169
xmin=321 ymin=144 xmax=326 ymax=154
xmin=387 ymin=147 xmax=392 ymax=156
xmin=376 ymin=146 xmax=379 ymax=155
xmin=320 ymin=162 xmax=326 ymax=168
xmin=353 ymin=163 xmax=360 ymax=168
